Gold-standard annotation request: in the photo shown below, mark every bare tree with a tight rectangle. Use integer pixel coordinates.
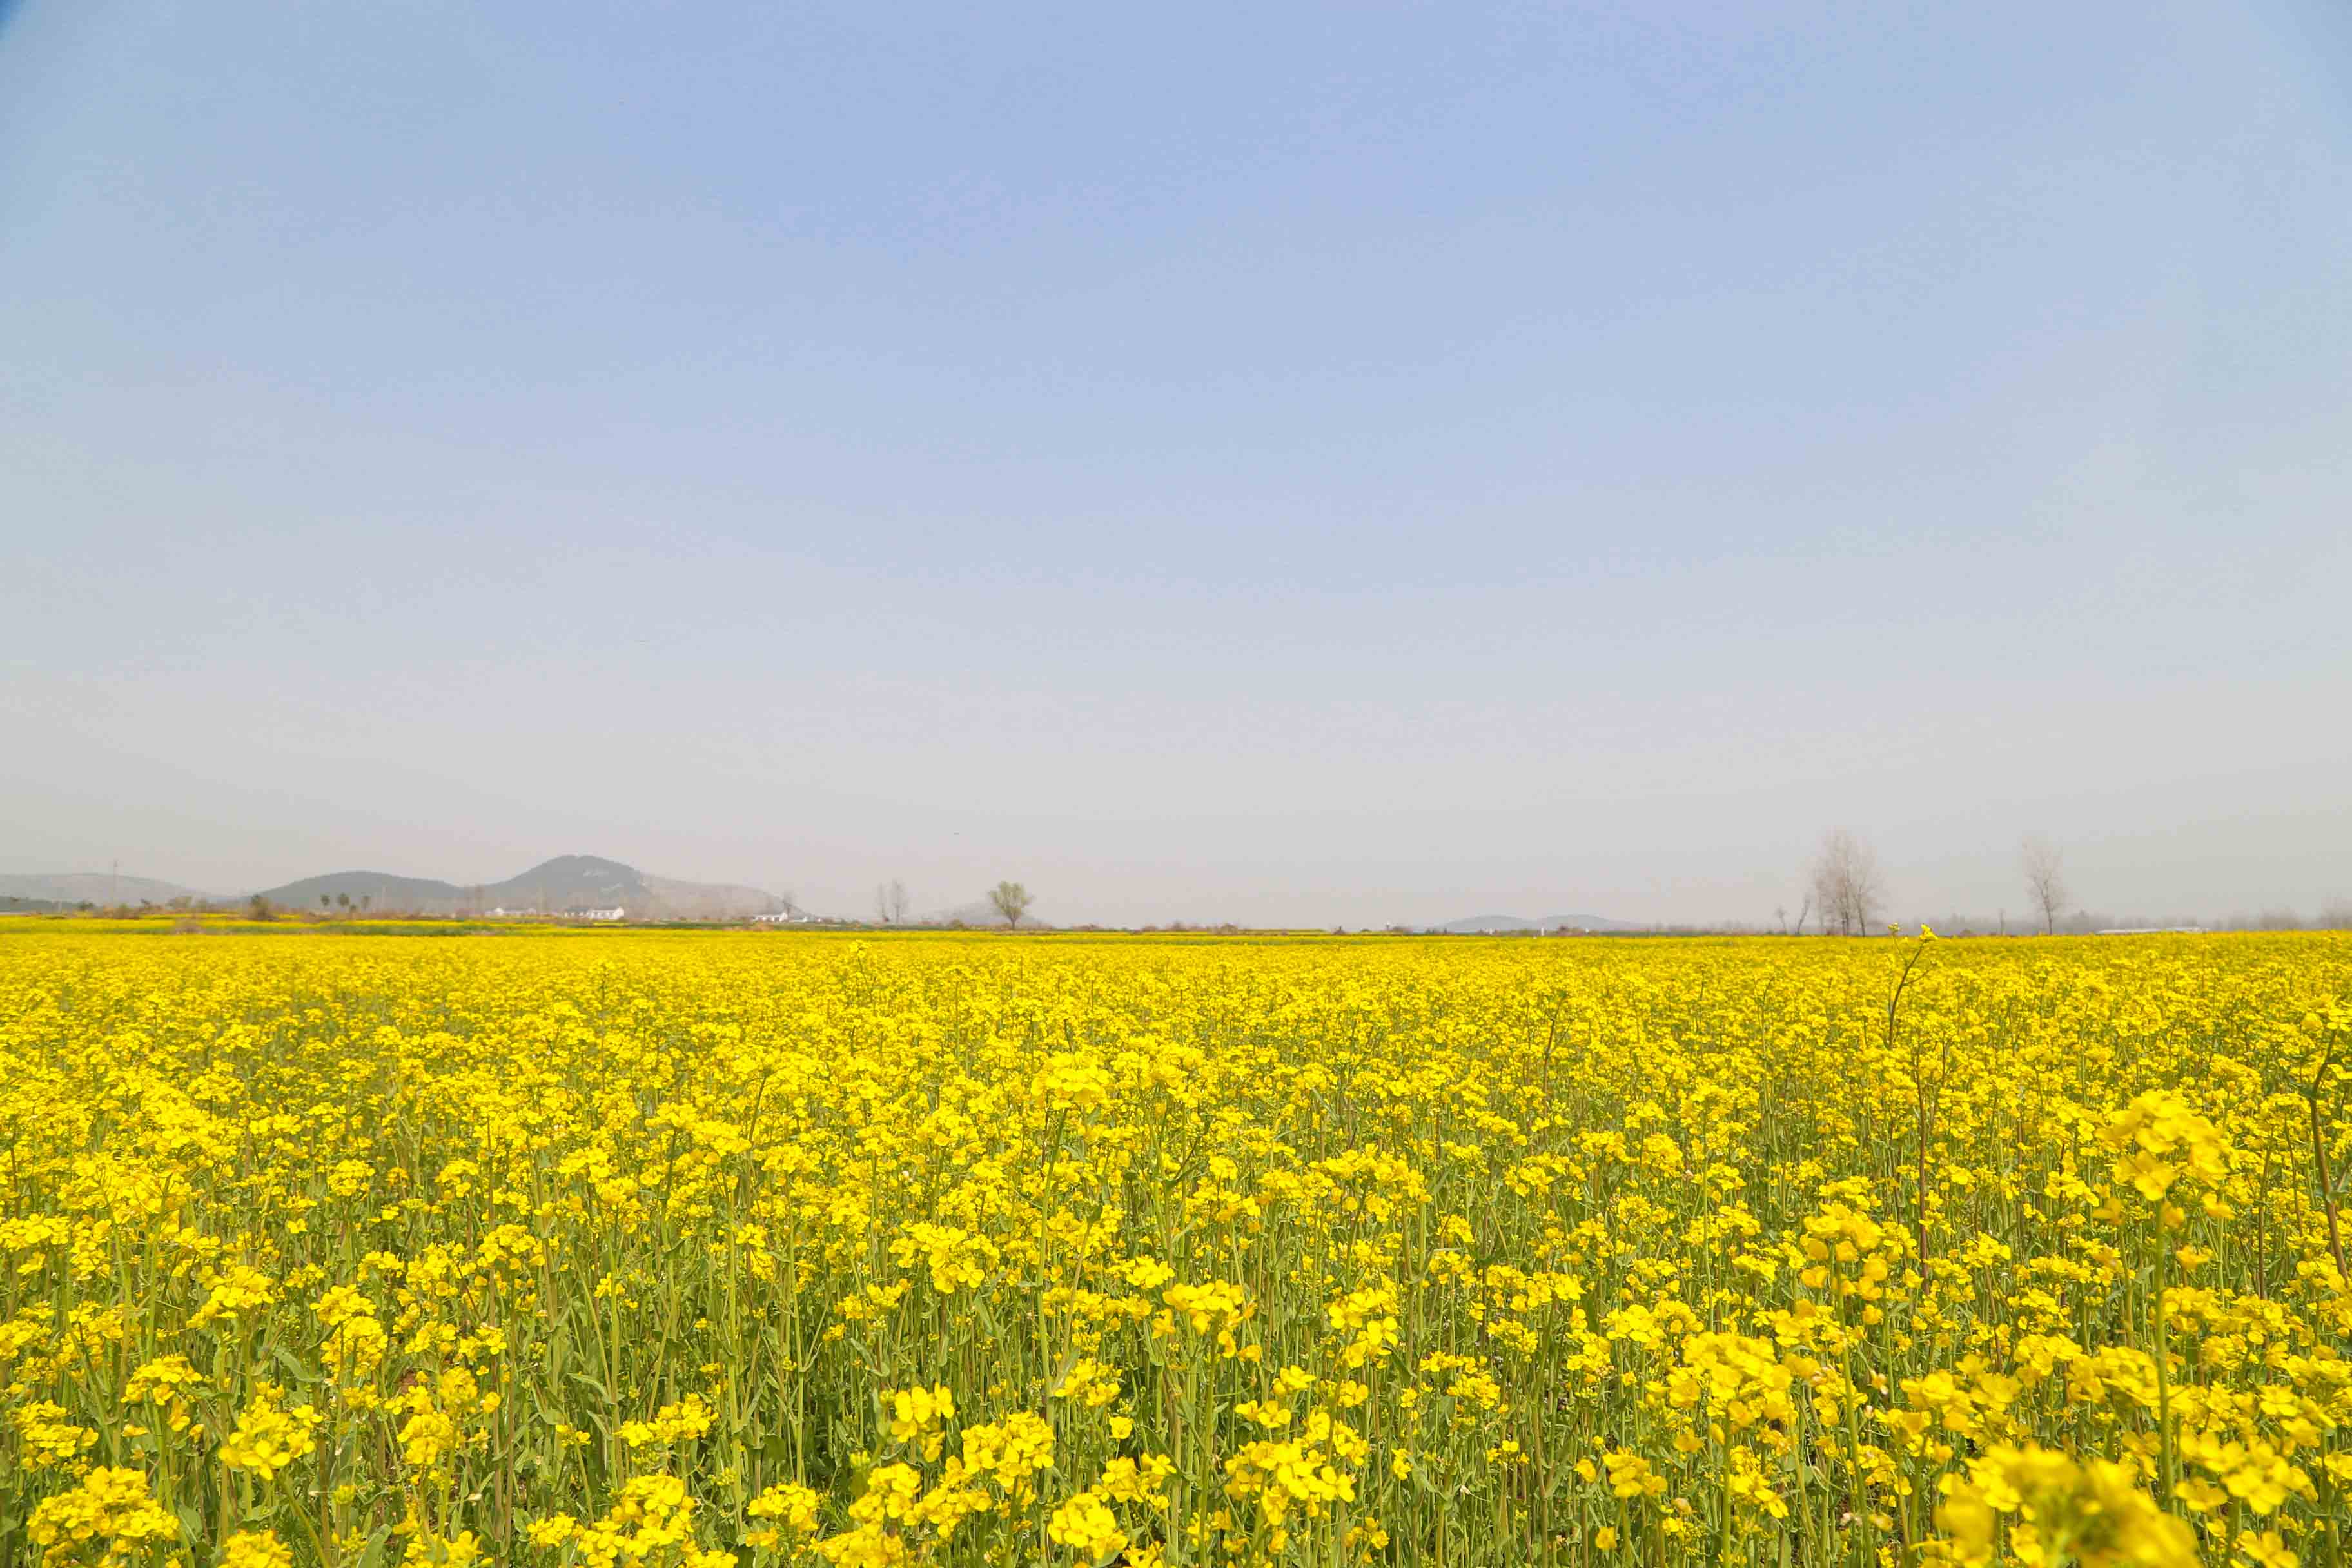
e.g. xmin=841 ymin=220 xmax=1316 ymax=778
xmin=988 ymin=881 xmax=1034 ymax=929
xmin=1809 ymin=828 xmax=1884 ymax=936
xmin=886 ymin=879 xmax=910 ymax=926
xmin=2021 ymin=835 xmax=2068 ymax=936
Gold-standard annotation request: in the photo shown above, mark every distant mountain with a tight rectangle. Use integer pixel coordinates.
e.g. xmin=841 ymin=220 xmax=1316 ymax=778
xmin=253 ymin=855 xmax=783 ymax=920
xmin=638 ymin=871 xmax=779 ymax=921
xmin=0 ymin=872 xmax=217 ymax=906
xmin=256 ymin=870 xmax=475 ymax=914
xmin=1438 ymin=912 xmax=1634 ymax=934
xmin=484 ymin=854 xmax=643 ymax=912
xmin=482 ymin=856 xmax=778 ymax=919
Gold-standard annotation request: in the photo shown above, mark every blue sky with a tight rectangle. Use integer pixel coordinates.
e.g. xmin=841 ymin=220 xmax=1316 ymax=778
xmin=5 ymin=1 xmax=2349 ymax=925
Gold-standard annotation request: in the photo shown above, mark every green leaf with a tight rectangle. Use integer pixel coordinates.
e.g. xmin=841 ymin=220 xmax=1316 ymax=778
xmin=352 ymin=1520 xmax=396 ymax=1568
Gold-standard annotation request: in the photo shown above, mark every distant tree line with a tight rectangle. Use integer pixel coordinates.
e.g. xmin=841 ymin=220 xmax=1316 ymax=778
xmin=1789 ymin=828 xmax=2352 ymax=935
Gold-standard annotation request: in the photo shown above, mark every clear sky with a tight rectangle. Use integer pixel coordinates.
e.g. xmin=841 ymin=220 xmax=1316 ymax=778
xmin=5 ymin=1 xmax=2350 ymax=927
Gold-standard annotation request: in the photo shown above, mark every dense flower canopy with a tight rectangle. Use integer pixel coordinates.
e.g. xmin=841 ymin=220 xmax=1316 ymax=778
xmin=1 ymin=924 xmax=2349 ymax=1567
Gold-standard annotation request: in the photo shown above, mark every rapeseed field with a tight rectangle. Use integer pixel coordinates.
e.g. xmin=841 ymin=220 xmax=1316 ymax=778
xmin=3 ymin=926 xmax=2349 ymax=1568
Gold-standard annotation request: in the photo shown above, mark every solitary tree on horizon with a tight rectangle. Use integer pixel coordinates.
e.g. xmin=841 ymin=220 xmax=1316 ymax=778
xmin=988 ymin=881 xmax=1034 ymax=929
xmin=1810 ymin=829 xmax=1884 ymax=936
xmin=2022 ymin=835 xmax=2068 ymax=935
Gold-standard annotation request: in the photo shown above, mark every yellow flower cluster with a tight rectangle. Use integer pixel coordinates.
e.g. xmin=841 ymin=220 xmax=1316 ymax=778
xmin=621 ymin=1394 xmax=718 ymax=1452
xmin=219 ymin=1393 xmax=322 ymax=1481
xmin=1 ymin=923 xmax=2349 ymax=1567
xmin=26 ymin=1467 xmax=179 ymax=1566
xmin=1935 ymin=1444 xmax=2196 ymax=1566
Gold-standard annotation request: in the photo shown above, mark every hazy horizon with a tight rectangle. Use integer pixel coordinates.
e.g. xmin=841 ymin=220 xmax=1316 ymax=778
xmin=1 ymin=836 xmax=2342 ymax=932
xmin=6 ymin=2 xmax=2350 ymax=929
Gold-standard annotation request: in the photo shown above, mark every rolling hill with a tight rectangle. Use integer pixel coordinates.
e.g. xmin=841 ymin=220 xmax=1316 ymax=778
xmin=253 ymin=855 xmax=782 ymax=919
xmin=254 ymin=869 xmax=480 ymax=914
xmin=0 ymin=872 xmax=217 ymax=906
